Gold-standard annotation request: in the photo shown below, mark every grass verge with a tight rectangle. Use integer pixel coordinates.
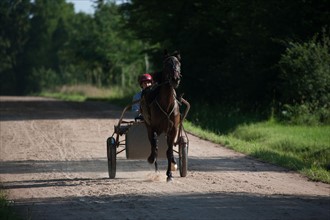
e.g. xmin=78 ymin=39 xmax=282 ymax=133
xmin=40 ymin=84 xmax=135 ymax=104
xmin=184 ymin=120 xmax=330 ymax=183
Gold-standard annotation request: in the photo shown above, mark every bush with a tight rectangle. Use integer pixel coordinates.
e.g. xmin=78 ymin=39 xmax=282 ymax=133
xmin=279 ymin=103 xmax=330 ymax=125
xmin=278 ymin=28 xmax=330 ymax=124
xmin=28 ymin=67 xmax=60 ymax=92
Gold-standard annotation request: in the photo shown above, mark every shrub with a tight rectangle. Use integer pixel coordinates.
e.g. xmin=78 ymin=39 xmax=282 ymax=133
xmin=279 ymin=103 xmax=330 ymax=125
xmin=278 ymin=28 xmax=330 ymax=124
xmin=28 ymin=67 xmax=60 ymax=92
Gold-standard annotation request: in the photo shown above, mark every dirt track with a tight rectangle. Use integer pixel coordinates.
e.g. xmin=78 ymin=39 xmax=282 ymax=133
xmin=0 ymin=96 xmax=329 ymax=220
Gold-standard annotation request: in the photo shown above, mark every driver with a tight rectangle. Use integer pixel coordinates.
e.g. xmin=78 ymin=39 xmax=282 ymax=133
xmin=132 ymin=73 xmax=153 ymax=119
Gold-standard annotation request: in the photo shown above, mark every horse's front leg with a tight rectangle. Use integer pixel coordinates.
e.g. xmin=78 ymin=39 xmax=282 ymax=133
xmin=147 ymin=131 xmax=158 ymax=172
xmin=166 ymin=133 xmax=177 ymax=182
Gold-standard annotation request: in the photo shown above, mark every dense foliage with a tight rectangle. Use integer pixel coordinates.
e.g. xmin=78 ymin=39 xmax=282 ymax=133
xmin=277 ymin=30 xmax=330 ymax=124
xmin=1 ymin=0 xmax=329 ymax=124
xmin=1 ymin=0 xmax=146 ymax=94
xmin=0 ymin=0 xmax=30 ymax=94
xmin=122 ymin=0 xmax=329 ymax=105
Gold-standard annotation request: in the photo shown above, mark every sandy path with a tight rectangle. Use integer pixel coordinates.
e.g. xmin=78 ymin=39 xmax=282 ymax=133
xmin=0 ymin=96 xmax=329 ymax=220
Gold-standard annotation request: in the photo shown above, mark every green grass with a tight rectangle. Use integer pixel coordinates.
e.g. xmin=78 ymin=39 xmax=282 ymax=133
xmin=184 ymin=120 xmax=330 ymax=183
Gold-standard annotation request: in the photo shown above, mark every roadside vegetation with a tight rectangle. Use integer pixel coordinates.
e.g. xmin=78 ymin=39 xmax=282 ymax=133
xmin=184 ymin=120 xmax=330 ymax=184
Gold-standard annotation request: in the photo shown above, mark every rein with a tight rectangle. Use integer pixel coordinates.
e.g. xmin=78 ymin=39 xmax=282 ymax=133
xmin=155 ymin=97 xmax=176 ymax=119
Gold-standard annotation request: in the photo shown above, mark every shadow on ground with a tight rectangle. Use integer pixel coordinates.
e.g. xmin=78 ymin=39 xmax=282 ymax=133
xmin=0 ymin=98 xmax=125 ymax=121
xmin=0 ymin=154 xmax=289 ymax=177
xmin=11 ymin=192 xmax=330 ymax=220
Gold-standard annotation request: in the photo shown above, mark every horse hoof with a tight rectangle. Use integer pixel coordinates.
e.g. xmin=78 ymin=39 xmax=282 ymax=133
xmin=167 ymin=176 xmax=174 ymax=182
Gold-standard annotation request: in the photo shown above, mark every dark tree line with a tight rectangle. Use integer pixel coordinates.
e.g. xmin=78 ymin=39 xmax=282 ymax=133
xmin=1 ymin=0 xmax=329 ymax=123
xmin=122 ymin=0 xmax=329 ymax=104
xmin=121 ymin=0 xmax=329 ymax=123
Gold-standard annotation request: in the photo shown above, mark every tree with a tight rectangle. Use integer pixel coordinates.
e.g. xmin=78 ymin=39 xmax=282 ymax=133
xmin=24 ymin=0 xmax=75 ymax=92
xmin=69 ymin=2 xmax=146 ymax=87
xmin=0 ymin=0 xmax=31 ymax=94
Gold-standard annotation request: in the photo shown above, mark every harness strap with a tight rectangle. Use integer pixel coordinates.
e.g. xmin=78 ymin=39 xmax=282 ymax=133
xmin=154 ymin=98 xmax=178 ymax=133
xmin=155 ymin=99 xmax=176 ymax=119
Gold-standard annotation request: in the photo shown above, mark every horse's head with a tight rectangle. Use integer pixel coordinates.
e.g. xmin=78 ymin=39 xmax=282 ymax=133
xmin=163 ymin=51 xmax=181 ymax=89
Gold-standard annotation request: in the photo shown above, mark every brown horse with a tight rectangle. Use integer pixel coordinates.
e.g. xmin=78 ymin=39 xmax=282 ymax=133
xmin=140 ymin=51 xmax=182 ymax=182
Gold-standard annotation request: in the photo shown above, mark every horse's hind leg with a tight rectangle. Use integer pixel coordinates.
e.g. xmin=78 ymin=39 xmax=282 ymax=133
xmin=147 ymin=131 xmax=158 ymax=171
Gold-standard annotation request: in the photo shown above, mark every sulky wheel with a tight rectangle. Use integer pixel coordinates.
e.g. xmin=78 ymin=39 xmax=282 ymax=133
xmin=178 ymin=136 xmax=188 ymax=177
xmin=107 ymin=137 xmax=117 ymax=179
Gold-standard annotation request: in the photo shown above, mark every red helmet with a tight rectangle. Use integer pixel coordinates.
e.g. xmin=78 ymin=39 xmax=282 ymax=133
xmin=138 ymin=73 xmax=152 ymax=85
